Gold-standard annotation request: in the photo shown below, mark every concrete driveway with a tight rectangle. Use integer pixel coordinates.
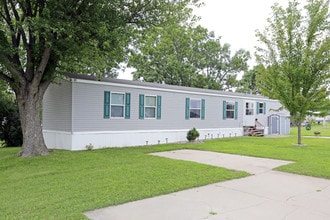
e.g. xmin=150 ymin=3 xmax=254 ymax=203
xmin=85 ymin=150 xmax=330 ymax=220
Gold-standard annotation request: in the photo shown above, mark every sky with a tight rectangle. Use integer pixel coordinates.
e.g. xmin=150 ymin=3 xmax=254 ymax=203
xmin=118 ymin=0 xmax=290 ymax=80
xmin=193 ymin=0 xmax=289 ymax=58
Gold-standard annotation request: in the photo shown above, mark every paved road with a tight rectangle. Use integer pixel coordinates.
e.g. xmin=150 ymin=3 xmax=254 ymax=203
xmin=85 ymin=150 xmax=330 ymax=220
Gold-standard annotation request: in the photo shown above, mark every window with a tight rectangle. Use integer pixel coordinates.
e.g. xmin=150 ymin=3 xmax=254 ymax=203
xmin=185 ymin=98 xmax=205 ymax=120
xmin=245 ymin=102 xmax=254 ymax=115
xmin=111 ymin=93 xmax=124 ymax=117
xmin=104 ymin=91 xmax=130 ymax=119
xmin=139 ymin=94 xmax=161 ymax=119
xmin=226 ymin=102 xmax=235 ymax=119
xmin=223 ymin=101 xmax=238 ymax=120
xmin=257 ymin=102 xmax=266 ymax=115
xmin=190 ymin=99 xmax=201 ymax=118
xmin=145 ymin=96 xmax=156 ymax=118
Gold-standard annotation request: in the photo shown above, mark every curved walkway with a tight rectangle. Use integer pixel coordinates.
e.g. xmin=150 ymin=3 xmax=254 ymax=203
xmin=85 ymin=150 xmax=330 ymax=220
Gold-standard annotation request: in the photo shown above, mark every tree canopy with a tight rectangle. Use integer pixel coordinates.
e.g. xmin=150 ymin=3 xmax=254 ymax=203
xmin=129 ymin=23 xmax=250 ymax=90
xmin=255 ymin=0 xmax=330 ymax=145
xmin=0 ymin=0 xmax=200 ymax=157
xmin=236 ymin=66 xmax=259 ymax=95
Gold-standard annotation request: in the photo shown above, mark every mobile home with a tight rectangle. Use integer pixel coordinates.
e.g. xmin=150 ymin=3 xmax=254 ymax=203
xmin=42 ymin=74 xmax=290 ymax=150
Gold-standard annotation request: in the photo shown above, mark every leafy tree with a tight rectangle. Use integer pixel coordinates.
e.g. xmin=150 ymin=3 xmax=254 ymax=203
xmin=236 ymin=65 xmax=260 ymax=94
xmin=0 ymin=0 xmax=199 ymax=157
xmin=311 ymin=98 xmax=330 ymax=117
xmin=0 ymin=79 xmax=6 ymax=92
xmin=202 ymin=43 xmax=250 ymax=91
xmin=130 ymin=24 xmax=202 ymax=87
xmin=129 ymin=24 xmax=250 ymax=90
xmin=255 ymin=0 xmax=330 ymax=145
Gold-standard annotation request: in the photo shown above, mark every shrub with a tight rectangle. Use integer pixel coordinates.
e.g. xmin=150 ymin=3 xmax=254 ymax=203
xmin=186 ymin=127 xmax=200 ymax=142
xmin=85 ymin=143 xmax=94 ymax=150
xmin=0 ymin=90 xmax=22 ymax=147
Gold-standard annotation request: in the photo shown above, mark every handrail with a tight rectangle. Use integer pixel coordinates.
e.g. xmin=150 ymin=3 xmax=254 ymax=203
xmin=255 ymin=119 xmax=264 ymax=129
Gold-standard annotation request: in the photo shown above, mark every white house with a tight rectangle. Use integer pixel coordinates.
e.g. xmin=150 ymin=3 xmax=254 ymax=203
xmin=42 ymin=74 xmax=290 ymax=150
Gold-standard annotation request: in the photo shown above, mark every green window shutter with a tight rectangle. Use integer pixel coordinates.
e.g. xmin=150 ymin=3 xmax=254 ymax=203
xmin=235 ymin=101 xmax=238 ymax=120
xmin=156 ymin=96 xmax=162 ymax=120
xmin=104 ymin=91 xmax=110 ymax=118
xmin=223 ymin=101 xmax=227 ymax=120
xmin=185 ymin=98 xmax=190 ymax=120
xmin=125 ymin=93 xmax=131 ymax=119
xmin=139 ymin=94 xmax=144 ymax=119
xmin=256 ymin=102 xmax=259 ymax=115
xmin=201 ymin=99 xmax=205 ymax=120
xmin=263 ymin=102 xmax=266 ymax=115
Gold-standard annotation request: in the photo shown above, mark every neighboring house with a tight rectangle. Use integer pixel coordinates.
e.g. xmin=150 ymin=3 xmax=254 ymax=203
xmin=42 ymin=73 xmax=290 ymax=150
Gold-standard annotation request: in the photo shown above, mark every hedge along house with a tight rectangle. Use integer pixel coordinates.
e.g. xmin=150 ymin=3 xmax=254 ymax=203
xmin=42 ymin=74 xmax=290 ymax=150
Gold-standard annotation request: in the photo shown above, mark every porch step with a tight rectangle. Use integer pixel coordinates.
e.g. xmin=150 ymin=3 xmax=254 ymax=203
xmin=247 ymin=127 xmax=264 ymax=137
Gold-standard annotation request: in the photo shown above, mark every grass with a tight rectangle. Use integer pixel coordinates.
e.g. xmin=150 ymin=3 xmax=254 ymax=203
xmin=1 ymin=127 xmax=330 ymax=219
xmin=290 ymin=122 xmax=330 ymax=136
xmin=190 ymin=136 xmax=330 ymax=179
xmin=0 ymin=145 xmax=247 ymax=219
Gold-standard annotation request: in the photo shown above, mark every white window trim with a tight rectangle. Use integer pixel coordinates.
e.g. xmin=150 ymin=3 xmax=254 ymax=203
xmin=110 ymin=92 xmax=125 ymax=118
xmin=144 ymin=95 xmax=157 ymax=119
xmin=190 ymin=98 xmax=201 ymax=119
xmin=245 ymin=102 xmax=254 ymax=116
xmin=226 ymin=101 xmax=235 ymax=119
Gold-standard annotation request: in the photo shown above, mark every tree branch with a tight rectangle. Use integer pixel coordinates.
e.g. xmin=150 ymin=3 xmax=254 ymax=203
xmin=9 ymin=0 xmax=20 ymax=21
xmin=0 ymin=70 xmax=14 ymax=84
xmin=0 ymin=50 xmax=24 ymax=79
xmin=32 ymin=47 xmax=51 ymax=88
xmin=2 ymin=0 xmax=15 ymax=39
xmin=2 ymin=0 xmax=25 ymax=75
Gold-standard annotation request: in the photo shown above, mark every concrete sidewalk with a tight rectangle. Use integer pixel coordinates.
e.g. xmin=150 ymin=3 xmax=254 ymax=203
xmin=150 ymin=150 xmax=293 ymax=175
xmin=85 ymin=150 xmax=330 ymax=220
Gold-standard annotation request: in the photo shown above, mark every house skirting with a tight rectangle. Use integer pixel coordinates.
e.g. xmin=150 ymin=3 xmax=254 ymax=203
xmin=43 ymin=127 xmax=248 ymax=151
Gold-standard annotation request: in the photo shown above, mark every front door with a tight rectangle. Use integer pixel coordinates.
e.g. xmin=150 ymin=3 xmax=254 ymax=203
xmin=243 ymin=101 xmax=255 ymax=126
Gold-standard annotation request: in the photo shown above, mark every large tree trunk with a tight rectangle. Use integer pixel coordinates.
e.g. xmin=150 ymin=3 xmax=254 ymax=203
xmin=16 ymin=81 xmax=50 ymax=157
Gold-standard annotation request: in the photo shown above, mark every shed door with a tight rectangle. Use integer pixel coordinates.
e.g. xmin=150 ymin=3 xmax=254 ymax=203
xmin=270 ymin=115 xmax=279 ymax=134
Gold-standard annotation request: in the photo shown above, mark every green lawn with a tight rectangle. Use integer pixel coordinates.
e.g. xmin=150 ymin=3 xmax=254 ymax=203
xmin=290 ymin=122 xmax=330 ymax=136
xmin=190 ymin=136 xmax=330 ymax=179
xmin=1 ymin=132 xmax=330 ymax=219
xmin=0 ymin=145 xmax=247 ymax=219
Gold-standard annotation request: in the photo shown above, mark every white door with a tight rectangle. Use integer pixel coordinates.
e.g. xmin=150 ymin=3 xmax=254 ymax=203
xmin=243 ymin=101 xmax=255 ymax=126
